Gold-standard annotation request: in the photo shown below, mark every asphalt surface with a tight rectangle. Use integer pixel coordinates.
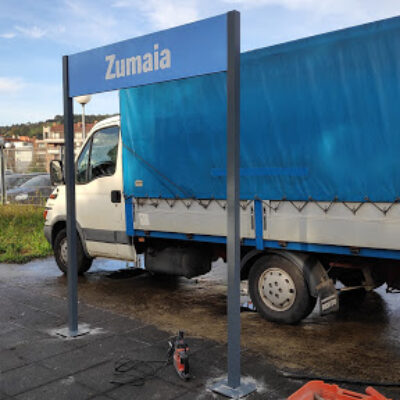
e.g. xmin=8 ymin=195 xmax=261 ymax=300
xmin=0 ymin=257 xmax=399 ymax=399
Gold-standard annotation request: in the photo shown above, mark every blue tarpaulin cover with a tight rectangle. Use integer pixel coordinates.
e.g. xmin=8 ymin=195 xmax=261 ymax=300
xmin=120 ymin=16 xmax=400 ymax=202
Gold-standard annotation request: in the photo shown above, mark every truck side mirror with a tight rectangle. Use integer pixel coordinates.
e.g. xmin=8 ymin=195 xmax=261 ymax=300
xmin=50 ymin=160 xmax=64 ymax=186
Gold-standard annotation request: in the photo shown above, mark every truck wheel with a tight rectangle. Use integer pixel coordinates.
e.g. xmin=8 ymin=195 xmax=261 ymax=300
xmin=53 ymin=228 xmax=93 ymax=275
xmin=248 ymin=254 xmax=316 ymax=324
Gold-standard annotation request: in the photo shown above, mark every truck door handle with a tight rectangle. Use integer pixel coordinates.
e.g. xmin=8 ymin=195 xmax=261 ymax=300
xmin=111 ymin=190 xmax=121 ymax=203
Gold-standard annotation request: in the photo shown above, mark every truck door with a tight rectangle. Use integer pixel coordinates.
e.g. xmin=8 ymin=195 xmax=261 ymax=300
xmin=75 ymin=125 xmax=132 ymax=259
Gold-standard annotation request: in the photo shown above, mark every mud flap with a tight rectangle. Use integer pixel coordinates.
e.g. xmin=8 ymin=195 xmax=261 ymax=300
xmin=316 ymin=279 xmax=339 ymax=315
xmin=296 ymin=254 xmax=339 ymax=316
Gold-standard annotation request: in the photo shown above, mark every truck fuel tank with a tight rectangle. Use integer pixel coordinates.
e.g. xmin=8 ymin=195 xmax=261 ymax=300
xmin=145 ymin=245 xmax=212 ymax=278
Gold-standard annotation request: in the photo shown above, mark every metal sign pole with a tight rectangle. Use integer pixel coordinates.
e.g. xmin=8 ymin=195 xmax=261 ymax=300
xmin=62 ymin=55 xmax=79 ymax=337
xmin=212 ymin=10 xmax=256 ymax=399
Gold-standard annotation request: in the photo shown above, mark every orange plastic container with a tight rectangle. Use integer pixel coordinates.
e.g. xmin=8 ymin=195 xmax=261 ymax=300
xmin=288 ymin=381 xmax=391 ymax=400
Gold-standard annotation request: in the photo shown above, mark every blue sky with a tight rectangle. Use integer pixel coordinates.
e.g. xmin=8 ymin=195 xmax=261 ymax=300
xmin=1 ymin=0 xmax=400 ymax=125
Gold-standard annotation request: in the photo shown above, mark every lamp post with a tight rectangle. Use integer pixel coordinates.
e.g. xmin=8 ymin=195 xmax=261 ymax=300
xmin=74 ymin=95 xmax=91 ymax=141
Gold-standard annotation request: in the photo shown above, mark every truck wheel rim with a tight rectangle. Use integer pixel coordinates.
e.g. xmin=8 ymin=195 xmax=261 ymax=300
xmin=60 ymin=238 xmax=68 ymax=264
xmin=258 ymin=267 xmax=296 ymax=312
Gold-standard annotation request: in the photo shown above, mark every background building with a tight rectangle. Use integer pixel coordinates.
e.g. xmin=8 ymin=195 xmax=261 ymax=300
xmin=1 ymin=122 xmax=94 ymax=173
xmin=42 ymin=122 xmax=94 ymax=171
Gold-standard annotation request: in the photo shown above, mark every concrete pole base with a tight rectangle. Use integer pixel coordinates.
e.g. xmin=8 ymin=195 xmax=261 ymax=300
xmin=211 ymin=379 xmax=256 ymax=399
xmin=54 ymin=324 xmax=91 ymax=339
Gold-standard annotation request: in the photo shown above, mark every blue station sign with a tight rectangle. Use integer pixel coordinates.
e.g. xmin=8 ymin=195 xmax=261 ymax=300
xmin=68 ymin=14 xmax=227 ymax=97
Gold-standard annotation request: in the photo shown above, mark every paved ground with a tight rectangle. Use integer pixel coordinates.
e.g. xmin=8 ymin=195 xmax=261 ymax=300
xmin=0 ymin=258 xmax=399 ymax=399
xmin=0 ymin=274 xmax=298 ymax=399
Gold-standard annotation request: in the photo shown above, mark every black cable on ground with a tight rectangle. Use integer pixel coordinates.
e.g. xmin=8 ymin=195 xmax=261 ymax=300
xmin=110 ymin=358 xmax=170 ymax=387
xmin=278 ymin=369 xmax=400 ymax=387
xmin=110 ymin=336 xmax=177 ymax=387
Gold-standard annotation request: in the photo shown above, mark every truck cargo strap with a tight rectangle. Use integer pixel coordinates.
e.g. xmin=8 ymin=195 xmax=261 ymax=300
xmin=133 ymin=196 xmax=400 ymax=216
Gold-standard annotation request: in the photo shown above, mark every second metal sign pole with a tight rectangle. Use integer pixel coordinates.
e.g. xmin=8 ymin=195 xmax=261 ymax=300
xmin=212 ymin=10 xmax=256 ymax=398
xmin=226 ymin=9 xmax=241 ymax=389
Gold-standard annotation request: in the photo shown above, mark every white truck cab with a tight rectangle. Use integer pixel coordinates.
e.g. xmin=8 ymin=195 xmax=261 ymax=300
xmin=44 ymin=116 xmax=136 ymax=273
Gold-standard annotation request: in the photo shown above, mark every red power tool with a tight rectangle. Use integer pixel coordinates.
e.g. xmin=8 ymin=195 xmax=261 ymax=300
xmin=168 ymin=331 xmax=190 ymax=380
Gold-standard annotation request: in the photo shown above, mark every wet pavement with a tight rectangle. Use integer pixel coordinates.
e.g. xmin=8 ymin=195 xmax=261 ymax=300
xmin=0 ymin=257 xmax=399 ymax=398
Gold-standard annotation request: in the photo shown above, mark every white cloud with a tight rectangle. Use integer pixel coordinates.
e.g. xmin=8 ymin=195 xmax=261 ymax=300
xmin=15 ymin=25 xmax=46 ymax=39
xmin=112 ymin=0 xmax=199 ymax=29
xmin=112 ymin=0 xmax=130 ymax=7
xmin=0 ymin=77 xmax=25 ymax=94
xmin=59 ymin=0 xmax=200 ymax=48
xmin=143 ymin=0 xmax=199 ymax=29
xmin=0 ymin=32 xmax=16 ymax=39
xmin=55 ymin=25 xmax=66 ymax=34
xmin=64 ymin=0 xmax=121 ymax=45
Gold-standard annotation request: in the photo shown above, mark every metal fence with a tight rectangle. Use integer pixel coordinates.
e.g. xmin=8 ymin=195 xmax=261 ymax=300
xmin=3 ymin=146 xmax=49 ymax=174
xmin=0 ymin=180 xmax=53 ymax=206
xmin=4 ymin=187 xmax=53 ymax=206
xmin=0 ymin=147 xmax=54 ymax=206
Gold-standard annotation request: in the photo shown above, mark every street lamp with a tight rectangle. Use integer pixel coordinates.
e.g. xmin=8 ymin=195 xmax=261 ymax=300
xmin=74 ymin=95 xmax=91 ymax=141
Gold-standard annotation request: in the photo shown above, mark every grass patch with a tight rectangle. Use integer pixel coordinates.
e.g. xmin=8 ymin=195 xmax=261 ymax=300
xmin=0 ymin=205 xmax=52 ymax=263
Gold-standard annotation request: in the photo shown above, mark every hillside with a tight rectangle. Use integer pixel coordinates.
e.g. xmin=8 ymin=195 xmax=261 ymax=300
xmin=0 ymin=114 xmax=113 ymax=139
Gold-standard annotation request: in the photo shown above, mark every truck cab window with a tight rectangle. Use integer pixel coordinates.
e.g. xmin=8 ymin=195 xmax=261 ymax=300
xmin=75 ymin=126 xmax=119 ymax=184
xmin=76 ymin=140 xmax=90 ymax=184
xmin=89 ymin=126 xmax=119 ymax=181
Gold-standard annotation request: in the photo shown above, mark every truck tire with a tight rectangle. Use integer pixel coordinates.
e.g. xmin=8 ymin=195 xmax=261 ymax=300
xmin=53 ymin=228 xmax=93 ymax=275
xmin=248 ymin=254 xmax=316 ymax=324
